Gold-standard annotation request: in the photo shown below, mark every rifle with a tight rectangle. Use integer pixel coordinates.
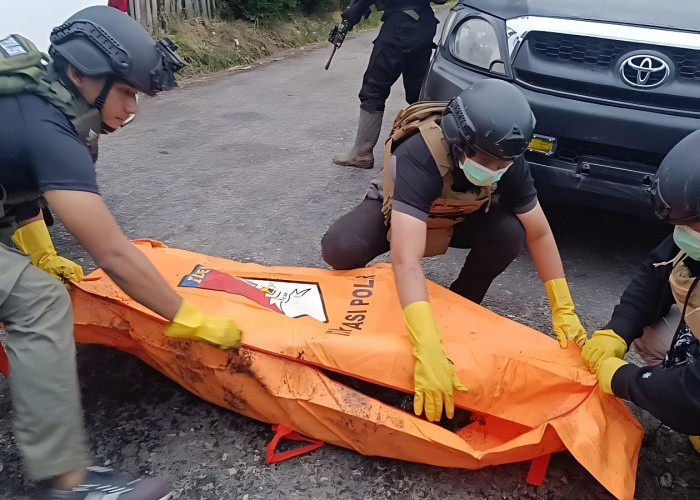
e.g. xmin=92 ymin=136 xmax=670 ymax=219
xmin=325 ymin=20 xmax=350 ymax=70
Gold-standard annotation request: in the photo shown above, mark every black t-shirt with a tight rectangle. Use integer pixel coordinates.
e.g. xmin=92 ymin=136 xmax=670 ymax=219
xmin=0 ymin=93 xmax=99 ymax=220
xmin=390 ymin=133 xmax=538 ymax=222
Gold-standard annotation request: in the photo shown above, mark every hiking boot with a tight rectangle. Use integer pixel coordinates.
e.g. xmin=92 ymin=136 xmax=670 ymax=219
xmin=332 ymin=109 xmax=383 ymax=169
xmin=37 ymin=466 xmax=173 ymax=500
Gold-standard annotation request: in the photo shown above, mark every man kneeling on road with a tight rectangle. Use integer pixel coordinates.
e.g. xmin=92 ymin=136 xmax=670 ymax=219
xmin=0 ymin=7 xmax=242 ymax=499
xmin=582 ymin=130 xmax=700 ymax=451
xmin=322 ymin=79 xmax=587 ymax=423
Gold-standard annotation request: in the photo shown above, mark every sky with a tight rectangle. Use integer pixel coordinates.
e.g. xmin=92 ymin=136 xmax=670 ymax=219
xmin=1 ymin=0 xmax=108 ymax=52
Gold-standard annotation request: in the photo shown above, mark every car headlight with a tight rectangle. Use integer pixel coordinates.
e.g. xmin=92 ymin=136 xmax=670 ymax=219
xmin=450 ymin=18 xmax=505 ymax=74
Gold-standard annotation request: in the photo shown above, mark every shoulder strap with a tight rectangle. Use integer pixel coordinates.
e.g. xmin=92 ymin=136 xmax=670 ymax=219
xmin=389 ymin=101 xmax=450 ymax=142
xmin=34 ymin=64 xmax=102 ymax=161
xmin=418 ymin=122 xmax=452 ymax=177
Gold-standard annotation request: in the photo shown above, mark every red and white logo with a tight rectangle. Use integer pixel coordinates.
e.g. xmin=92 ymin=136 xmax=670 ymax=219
xmin=179 ymin=265 xmax=328 ymax=323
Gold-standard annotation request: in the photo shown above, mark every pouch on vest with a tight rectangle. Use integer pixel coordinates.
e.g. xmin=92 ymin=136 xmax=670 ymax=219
xmin=0 ymin=35 xmax=46 ymax=95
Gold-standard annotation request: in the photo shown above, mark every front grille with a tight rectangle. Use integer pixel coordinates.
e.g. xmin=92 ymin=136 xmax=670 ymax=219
xmin=536 ymin=137 xmax=664 ymax=168
xmin=670 ymin=48 xmax=700 ymax=80
xmin=514 ymin=68 xmax=700 ymax=112
xmin=530 ymin=32 xmax=700 ymax=81
xmin=531 ymin=32 xmax=626 ymax=67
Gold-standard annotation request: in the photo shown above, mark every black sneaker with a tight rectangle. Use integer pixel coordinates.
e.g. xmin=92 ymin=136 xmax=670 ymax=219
xmin=37 ymin=466 xmax=173 ymax=500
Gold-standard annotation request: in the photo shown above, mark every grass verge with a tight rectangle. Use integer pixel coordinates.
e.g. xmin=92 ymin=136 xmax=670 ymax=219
xmin=157 ymin=10 xmax=383 ymax=80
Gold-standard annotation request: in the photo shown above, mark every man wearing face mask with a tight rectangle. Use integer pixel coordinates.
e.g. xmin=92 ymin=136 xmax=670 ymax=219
xmin=322 ymin=80 xmax=587 ymax=423
xmin=582 ymin=130 xmax=700 ymax=447
xmin=0 ymin=6 xmax=243 ymax=499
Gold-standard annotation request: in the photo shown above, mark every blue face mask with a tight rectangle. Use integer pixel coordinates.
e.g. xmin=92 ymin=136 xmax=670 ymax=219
xmin=459 ymin=157 xmax=510 ymax=187
xmin=673 ymin=225 xmax=700 ymax=261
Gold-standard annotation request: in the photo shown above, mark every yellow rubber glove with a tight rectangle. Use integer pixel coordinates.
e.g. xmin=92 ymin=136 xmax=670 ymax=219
xmin=544 ymin=278 xmax=588 ymax=349
xmin=165 ymin=300 xmax=242 ymax=349
xmin=597 ymin=357 xmax=627 ymax=395
xmin=12 ymin=220 xmax=84 ymax=283
xmin=581 ymin=329 xmax=627 ymax=374
xmin=403 ymin=301 xmax=467 ymax=422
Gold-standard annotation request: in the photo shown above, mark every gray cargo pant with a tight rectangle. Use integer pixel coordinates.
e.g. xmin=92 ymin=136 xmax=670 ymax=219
xmin=0 ymin=237 xmax=88 ymax=480
xmin=633 ymin=305 xmax=681 ymax=367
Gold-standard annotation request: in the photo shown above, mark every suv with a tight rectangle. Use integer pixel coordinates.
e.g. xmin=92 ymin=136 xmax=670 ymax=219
xmin=420 ymin=0 xmax=700 ymax=217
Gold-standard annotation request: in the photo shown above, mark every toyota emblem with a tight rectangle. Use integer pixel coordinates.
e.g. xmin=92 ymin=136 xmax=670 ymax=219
xmin=620 ymin=54 xmax=670 ymax=88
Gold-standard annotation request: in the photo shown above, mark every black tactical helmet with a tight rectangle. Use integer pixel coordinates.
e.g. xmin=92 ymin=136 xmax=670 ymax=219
xmin=441 ymin=79 xmax=536 ymax=160
xmin=651 ymin=129 xmax=700 ymax=224
xmin=49 ymin=5 xmax=185 ymax=96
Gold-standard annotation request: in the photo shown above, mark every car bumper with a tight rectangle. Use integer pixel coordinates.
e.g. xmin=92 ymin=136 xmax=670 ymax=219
xmin=526 ymin=158 xmax=655 ymax=217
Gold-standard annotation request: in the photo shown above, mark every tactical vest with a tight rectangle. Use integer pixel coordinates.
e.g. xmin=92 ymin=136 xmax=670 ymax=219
xmin=381 ymin=101 xmax=495 ymax=257
xmin=0 ymin=34 xmax=101 ymax=228
xmin=668 ymin=250 xmax=700 ymax=341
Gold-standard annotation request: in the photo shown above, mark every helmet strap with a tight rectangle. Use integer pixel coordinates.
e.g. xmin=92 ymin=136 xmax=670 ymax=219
xmin=450 ymin=144 xmax=474 ymax=170
xmin=449 ymin=144 xmax=462 ymax=168
xmin=93 ymin=77 xmax=116 ymax=133
xmin=93 ymin=77 xmax=114 ymax=111
xmin=101 ymin=122 xmax=117 ymax=134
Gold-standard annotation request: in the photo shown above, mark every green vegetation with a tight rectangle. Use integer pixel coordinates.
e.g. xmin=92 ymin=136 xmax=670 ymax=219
xmin=159 ymin=8 xmax=382 ymax=79
xmin=221 ymin=0 xmax=344 ymax=23
xmin=156 ymin=0 xmax=454 ymax=80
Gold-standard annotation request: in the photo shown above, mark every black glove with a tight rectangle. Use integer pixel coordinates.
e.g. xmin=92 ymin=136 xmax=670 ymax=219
xmin=341 ymin=1 xmax=372 ymax=29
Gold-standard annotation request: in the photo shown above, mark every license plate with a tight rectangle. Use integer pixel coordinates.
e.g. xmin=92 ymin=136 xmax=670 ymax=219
xmin=527 ymin=135 xmax=557 ymax=156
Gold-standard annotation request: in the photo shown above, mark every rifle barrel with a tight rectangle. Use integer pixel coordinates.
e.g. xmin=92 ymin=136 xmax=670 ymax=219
xmin=325 ymin=45 xmax=338 ymax=70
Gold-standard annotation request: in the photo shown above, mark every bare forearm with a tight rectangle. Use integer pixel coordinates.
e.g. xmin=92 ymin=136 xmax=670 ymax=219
xmin=43 ymin=191 xmax=183 ymax=320
xmin=518 ymin=203 xmax=565 ymax=283
xmin=393 ymin=260 xmax=429 ymax=307
xmin=389 ymin=212 xmax=430 ymax=307
xmin=526 ymin=232 xmax=565 ymax=283
xmin=98 ymin=243 xmax=182 ymax=320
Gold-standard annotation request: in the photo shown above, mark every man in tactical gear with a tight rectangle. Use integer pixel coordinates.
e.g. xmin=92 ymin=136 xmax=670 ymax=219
xmin=582 ymin=129 xmax=700 ymax=450
xmin=332 ymin=0 xmax=439 ymax=169
xmin=0 ymin=7 xmax=243 ymax=499
xmin=322 ymin=80 xmax=587 ymax=423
